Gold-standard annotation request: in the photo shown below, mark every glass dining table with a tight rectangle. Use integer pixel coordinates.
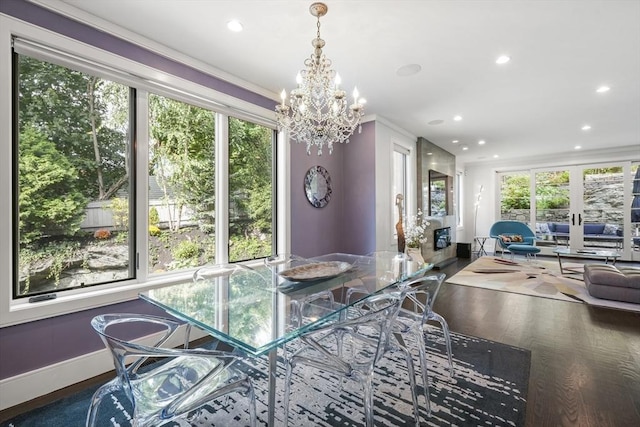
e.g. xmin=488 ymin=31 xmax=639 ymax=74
xmin=140 ymin=252 xmax=432 ymax=425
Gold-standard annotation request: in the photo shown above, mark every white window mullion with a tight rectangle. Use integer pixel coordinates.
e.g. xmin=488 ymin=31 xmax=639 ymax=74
xmin=216 ymin=113 xmax=229 ymax=264
xmin=136 ymin=89 xmax=150 ymax=282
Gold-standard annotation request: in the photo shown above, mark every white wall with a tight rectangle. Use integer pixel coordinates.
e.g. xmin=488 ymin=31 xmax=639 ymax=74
xmin=373 ymin=116 xmax=417 ymax=252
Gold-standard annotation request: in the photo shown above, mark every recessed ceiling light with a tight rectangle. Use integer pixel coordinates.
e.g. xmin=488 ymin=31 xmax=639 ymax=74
xmin=453 ymin=115 xmax=462 ymax=121
xmin=396 ymin=64 xmax=422 ymax=76
xmin=596 ymin=86 xmax=610 ymax=93
xmin=227 ymin=20 xmax=243 ymax=32
xmin=452 ymin=140 xmax=459 ymax=144
xmin=496 ymin=55 xmax=511 ymax=64
xmin=478 ymin=140 xmax=486 ymax=145
xmin=427 ymin=152 xmax=433 ymax=156
xmin=493 ymin=154 xmax=499 ymax=158
xmin=462 ymin=145 xmax=469 ymax=151
xmin=582 ymin=125 xmax=591 ymax=131
xmin=575 ymin=145 xmax=582 ymax=150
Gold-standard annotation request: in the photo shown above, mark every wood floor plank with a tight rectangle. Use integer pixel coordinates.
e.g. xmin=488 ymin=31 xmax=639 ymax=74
xmin=437 ymin=256 xmax=640 ymax=427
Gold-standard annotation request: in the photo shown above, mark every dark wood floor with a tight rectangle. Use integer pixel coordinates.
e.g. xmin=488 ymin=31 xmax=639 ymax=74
xmin=2 ymin=255 xmax=639 ymax=426
xmin=436 ymin=255 xmax=640 ymax=427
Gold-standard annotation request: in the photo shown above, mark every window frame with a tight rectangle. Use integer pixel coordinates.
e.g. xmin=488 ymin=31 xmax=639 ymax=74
xmin=0 ymin=15 xmax=280 ymax=327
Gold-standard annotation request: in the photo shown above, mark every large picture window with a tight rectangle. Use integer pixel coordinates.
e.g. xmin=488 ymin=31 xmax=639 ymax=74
xmin=148 ymin=94 xmax=216 ymax=273
xmin=10 ymin=43 xmax=277 ymax=305
xmin=15 ymin=53 xmax=134 ymax=297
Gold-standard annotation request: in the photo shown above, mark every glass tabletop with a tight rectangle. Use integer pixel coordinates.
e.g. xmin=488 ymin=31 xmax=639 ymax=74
xmin=552 ymin=247 xmax=621 ymax=258
xmin=140 ymin=252 xmax=432 ymax=356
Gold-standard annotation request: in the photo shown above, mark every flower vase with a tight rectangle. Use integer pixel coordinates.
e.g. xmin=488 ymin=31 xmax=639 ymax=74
xmin=405 ymin=247 xmax=425 ymax=265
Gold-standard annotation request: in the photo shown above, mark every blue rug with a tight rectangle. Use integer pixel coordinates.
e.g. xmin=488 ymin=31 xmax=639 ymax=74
xmin=2 ymin=329 xmax=530 ymax=426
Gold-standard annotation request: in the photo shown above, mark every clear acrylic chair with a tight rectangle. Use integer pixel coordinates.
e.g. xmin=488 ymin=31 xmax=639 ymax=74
xmin=264 ymin=253 xmax=336 ymax=352
xmin=346 ymin=272 xmax=451 ymax=417
xmin=395 ymin=273 xmax=452 ymax=412
xmin=283 ymin=291 xmax=420 ymax=427
xmin=86 ymin=313 xmax=256 ymax=427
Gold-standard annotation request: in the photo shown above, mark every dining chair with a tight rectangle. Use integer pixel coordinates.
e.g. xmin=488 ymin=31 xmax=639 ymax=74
xmin=264 ymin=253 xmax=337 ymax=353
xmin=395 ymin=274 xmax=451 ymax=407
xmin=283 ymin=291 xmax=421 ymax=427
xmin=86 ymin=313 xmax=256 ymax=427
xmin=346 ymin=270 xmax=451 ymax=417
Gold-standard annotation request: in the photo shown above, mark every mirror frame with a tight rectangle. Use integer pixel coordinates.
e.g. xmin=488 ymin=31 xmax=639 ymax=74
xmin=304 ymin=165 xmax=332 ymax=208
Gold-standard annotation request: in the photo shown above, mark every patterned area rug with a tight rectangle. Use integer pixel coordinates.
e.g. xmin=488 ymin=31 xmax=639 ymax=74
xmin=447 ymin=256 xmax=640 ymax=312
xmin=2 ymin=329 xmax=530 ymax=427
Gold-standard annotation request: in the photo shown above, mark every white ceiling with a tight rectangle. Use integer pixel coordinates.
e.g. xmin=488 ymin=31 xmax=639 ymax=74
xmin=48 ymin=0 xmax=640 ymax=164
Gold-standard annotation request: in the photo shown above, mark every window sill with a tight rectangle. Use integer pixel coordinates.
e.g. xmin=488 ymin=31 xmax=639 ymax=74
xmin=2 ymin=272 xmax=193 ymax=328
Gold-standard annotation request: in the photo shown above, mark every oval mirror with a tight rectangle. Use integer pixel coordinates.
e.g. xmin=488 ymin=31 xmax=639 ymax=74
xmin=304 ymin=165 xmax=332 ymax=208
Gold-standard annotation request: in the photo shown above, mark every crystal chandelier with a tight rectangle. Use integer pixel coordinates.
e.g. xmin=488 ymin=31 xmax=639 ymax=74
xmin=275 ymin=2 xmax=365 ymax=155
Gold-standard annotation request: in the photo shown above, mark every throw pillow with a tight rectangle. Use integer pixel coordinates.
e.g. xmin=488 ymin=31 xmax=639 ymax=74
xmin=538 ymin=223 xmax=550 ymax=234
xmin=603 ymin=223 xmax=618 ymax=235
xmin=499 ymin=234 xmax=523 ymax=243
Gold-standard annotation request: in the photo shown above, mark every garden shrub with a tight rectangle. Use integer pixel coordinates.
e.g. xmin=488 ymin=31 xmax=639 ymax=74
xmin=149 ymin=206 xmax=160 ymax=227
xmin=149 ymin=225 xmax=161 ymax=236
xmin=172 ymin=239 xmax=200 ymax=261
xmin=94 ymin=229 xmax=112 ymax=240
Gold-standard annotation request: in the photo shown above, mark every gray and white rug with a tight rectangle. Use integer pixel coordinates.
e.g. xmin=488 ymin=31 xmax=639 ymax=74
xmin=3 ymin=328 xmax=530 ymax=427
xmin=447 ymin=256 xmax=640 ymax=313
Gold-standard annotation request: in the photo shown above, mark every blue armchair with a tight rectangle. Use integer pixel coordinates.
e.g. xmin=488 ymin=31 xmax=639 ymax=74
xmin=489 ymin=221 xmax=537 ymax=257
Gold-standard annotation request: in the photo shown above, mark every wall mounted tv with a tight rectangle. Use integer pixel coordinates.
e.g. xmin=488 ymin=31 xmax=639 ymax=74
xmin=434 ymin=227 xmax=452 ymax=251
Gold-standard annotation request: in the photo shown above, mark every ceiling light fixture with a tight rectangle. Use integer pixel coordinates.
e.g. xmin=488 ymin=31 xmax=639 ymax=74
xmin=596 ymin=85 xmax=610 ymax=93
xmin=227 ymin=20 xmax=243 ymax=32
xmin=575 ymin=145 xmax=582 ymax=150
xmin=275 ymin=2 xmax=365 ymax=155
xmin=462 ymin=145 xmax=469 ymax=151
xmin=396 ymin=64 xmax=422 ymax=76
xmin=452 ymin=140 xmax=459 ymax=144
xmin=582 ymin=125 xmax=592 ymax=131
xmin=496 ymin=55 xmax=511 ymax=64
xmin=478 ymin=140 xmax=486 ymax=145
xmin=453 ymin=115 xmax=462 ymax=121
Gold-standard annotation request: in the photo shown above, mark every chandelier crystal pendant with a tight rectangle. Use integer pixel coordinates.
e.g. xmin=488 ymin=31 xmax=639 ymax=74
xmin=275 ymin=2 xmax=365 ymax=155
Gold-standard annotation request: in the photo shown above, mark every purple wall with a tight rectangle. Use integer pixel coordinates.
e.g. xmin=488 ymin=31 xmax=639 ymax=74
xmin=290 ymin=122 xmax=376 ymax=257
xmin=340 ymin=122 xmax=376 ymax=254
xmin=0 ymin=300 xmax=168 ymax=380
xmin=0 ymin=0 xmax=377 ymax=382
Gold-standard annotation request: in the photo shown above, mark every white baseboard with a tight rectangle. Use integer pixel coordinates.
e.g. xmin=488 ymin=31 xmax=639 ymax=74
xmin=0 ymin=325 xmax=208 ymax=412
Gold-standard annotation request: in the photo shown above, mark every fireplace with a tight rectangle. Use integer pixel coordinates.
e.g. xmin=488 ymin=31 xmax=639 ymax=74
xmin=433 ymin=227 xmax=452 ymax=251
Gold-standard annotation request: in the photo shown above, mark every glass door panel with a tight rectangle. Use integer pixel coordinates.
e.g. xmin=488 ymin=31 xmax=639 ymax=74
xmin=631 ymin=162 xmax=640 ymax=259
xmin=582 ymin=167 xmax=624 ymax=250
xmin=533 ymin=170 xmax=570 ymax=248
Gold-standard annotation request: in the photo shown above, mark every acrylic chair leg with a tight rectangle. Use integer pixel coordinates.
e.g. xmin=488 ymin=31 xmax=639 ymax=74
xmin=415 ymin=329 xmax=432 ymax=417
xmin=243 ymin=377 xmax=257 ymax=427
xmin=401 ymin=348 xmax=422 ymax=426
xmin=430 ymin=313 xmax=454 ymax=379
xmin=86 ymin=380 xmax=121 ymax=427
xmin=283 ymin=359 xmax=295 ymax=427
xmin=362 ymin=374 xmax=375 ymax=427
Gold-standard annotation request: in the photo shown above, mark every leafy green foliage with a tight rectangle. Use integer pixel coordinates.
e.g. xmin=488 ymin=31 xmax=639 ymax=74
xmin=535 ymin=171 xmax=569 ymax=209
xmin=501 ymin=174 xmax=531 ymax=210
xmin=18 ymin=127 xmax=88 ymax=244
xmin=149 ymin=207 xmax=160 ymax=227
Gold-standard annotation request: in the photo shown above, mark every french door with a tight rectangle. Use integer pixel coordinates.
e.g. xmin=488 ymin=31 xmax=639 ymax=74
xmin=531 ymin=163 xmax=635 ymax=260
